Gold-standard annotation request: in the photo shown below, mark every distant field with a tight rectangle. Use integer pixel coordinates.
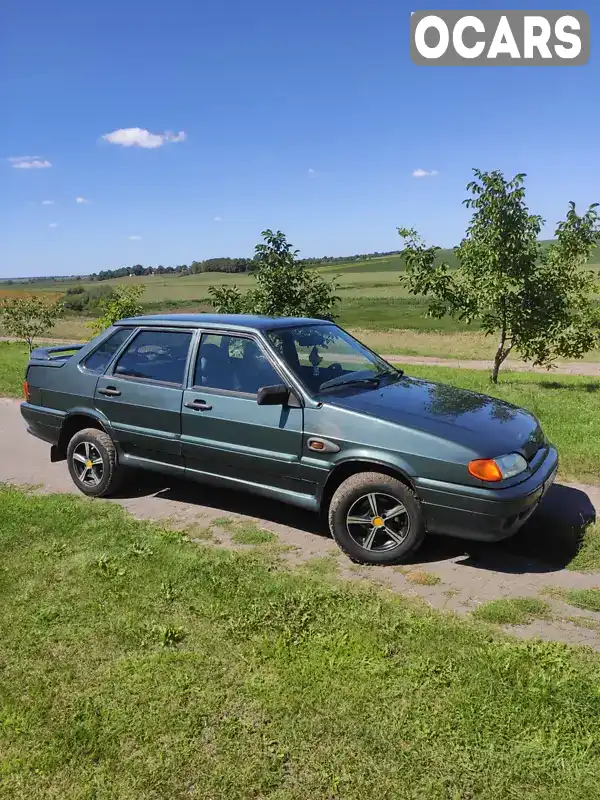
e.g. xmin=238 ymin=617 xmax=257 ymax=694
xmin=319 ymin=249 xmax=459 ymax=275
xmin=337 ymin=297 xmax=479 ymax=332
xmin=2 ymin=243 xmax=600 ymax=349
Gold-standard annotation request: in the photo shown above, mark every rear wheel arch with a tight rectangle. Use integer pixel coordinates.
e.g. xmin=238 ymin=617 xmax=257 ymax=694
xmin=55 ymin=412 xmax=111 ymax=461
xmin=319 ymin=459 xmax=416 ymax=515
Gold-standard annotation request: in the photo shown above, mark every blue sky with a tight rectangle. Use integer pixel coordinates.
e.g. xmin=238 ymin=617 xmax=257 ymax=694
xmin=2 ymin=0 xmax=599 ymax=277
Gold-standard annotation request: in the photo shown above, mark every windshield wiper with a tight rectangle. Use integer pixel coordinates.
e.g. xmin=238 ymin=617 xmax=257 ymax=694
xmin=378 ymin=368 xmax=404 ymax=381
xmin=319 ymin=375 xmax=381 ymax=392
xmin=319 ymin=367 xmax=404 ymax=393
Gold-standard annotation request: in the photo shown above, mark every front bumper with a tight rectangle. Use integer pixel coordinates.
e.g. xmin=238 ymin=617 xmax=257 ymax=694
xmin=416 ymin=446 xmax=559 ymax=542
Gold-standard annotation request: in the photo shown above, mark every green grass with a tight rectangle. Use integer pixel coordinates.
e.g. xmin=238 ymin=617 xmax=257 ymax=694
xmin=0 ymin=341 xmax=29 ymax=397
xmin=567 ymin=523 xmax=600 ymax=572
xmin=473 ymin=598 xmax=553 ymax=626
xmin=563 ymin=589 xmax=600 ymax=613
xmin=568 ymin=616 xmax=600 ymax=632
xmin=3 ymin=486 xmax=600 ymax=798
xmin=299 ymin=553 xmax=340 ymax=577
xmin=230 ymin=523 xmax=278 ymax=545
xmin=336 ymin=297 xmax=477 ymax=332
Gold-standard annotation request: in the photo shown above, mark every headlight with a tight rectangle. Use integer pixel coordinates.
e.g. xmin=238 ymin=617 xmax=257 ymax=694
xmin=468 ymin=453 xmax=528 ymax=482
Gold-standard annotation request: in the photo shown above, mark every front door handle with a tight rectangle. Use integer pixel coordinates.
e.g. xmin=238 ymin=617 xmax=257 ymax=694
xmin=184 ymin=398 xmax=213 ymax=412
xmin=98 ymin=386 xmax=121 ymax=397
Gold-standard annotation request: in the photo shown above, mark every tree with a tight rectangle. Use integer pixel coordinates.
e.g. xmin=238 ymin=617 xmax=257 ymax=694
xmin=209 ymin=229 xmax=339 ymax=320
xmin=0 ymin=295 xmax=62 ymax=353
xmin=88 ymin=285 xmax=145 ymax=335
xmin=399 ymin=169 xmax=600 ymax=382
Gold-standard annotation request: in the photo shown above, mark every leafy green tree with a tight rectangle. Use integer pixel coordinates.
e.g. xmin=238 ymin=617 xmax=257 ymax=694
xmin=209 ymin=230 xmax=339 ymax=320
xmin=207 ymin=285 xmax=247 ymax=315
xmin=399 ymin=170 xmax=600 ymax=382
xmin=88 ymin=284 xmax=145 ymax=335
xmin=0 ymin=295 xmax=62 ymax=353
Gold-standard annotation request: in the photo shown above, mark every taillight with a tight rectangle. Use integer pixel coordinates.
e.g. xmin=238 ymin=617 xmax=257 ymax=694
xmin=23 ymin=380 xmax=30 ymax=402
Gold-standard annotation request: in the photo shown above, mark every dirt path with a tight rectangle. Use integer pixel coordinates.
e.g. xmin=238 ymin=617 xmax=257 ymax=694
xmin=0 ymin=336 xmax=74 ymax=345
xmin=383 ymin=354 xmax=600 ymax=377
xmin=3 ymin=396 xmax=600 ymax=649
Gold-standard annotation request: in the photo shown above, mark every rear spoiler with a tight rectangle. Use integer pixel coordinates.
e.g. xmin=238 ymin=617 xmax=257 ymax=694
xmin=29 ymin=343 xmax=85 ymax=364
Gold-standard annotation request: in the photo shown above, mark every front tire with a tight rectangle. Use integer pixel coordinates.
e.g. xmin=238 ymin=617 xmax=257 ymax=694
xmin=328 ymin=472 xmax=425 ymax=565
xmin=66 ymin=428 xmax=124 ymax=498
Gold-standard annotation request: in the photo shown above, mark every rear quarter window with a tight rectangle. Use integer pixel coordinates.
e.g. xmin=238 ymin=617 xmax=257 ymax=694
xmin=81 ymin=328 xmax=134 ymax=374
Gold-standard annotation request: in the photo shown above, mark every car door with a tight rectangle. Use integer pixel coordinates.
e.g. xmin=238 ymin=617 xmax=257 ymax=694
xmin=181 ymin=331 xmax=305 ymax=493
xmin=94 ymin=327 xmax=194 ymax=466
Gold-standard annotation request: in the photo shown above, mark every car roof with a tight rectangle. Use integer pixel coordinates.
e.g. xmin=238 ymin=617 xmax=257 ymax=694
xmin=115 ymin=313 xmax=331 ymax=332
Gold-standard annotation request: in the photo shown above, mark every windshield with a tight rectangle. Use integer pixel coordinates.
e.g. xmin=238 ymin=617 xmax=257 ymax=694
xmin=266 ymin=324 xmax=401 ymax=394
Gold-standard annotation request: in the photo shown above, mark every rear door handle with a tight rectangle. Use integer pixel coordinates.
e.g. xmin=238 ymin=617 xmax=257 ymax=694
xmin=98 ymin=386 xmax=121 ymax=397
xmin=184 ymin=398 xmax=213 ymax=411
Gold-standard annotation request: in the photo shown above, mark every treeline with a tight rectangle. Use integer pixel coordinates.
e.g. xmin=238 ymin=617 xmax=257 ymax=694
xmin=89 ymin=258 xmax=255 ymax=281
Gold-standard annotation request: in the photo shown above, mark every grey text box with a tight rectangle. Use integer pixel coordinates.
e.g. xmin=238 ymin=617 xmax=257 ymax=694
xmin=410 ymin=10 xmax=590 ymax=66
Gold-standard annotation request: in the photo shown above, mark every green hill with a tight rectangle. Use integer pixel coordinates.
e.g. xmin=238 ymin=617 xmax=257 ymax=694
xmin=318 ymin=240 xmax=600 ymax=276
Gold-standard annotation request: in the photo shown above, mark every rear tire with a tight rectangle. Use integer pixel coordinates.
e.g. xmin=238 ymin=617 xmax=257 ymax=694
xmin=327 ymin=472 xmax=425 ymax=565
xmin=66 ymin=428 xmax=124 ymax=498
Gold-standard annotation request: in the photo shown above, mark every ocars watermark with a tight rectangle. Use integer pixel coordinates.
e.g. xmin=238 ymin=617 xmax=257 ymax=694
xmin=410 ymin=10 xmax=590 ymax=65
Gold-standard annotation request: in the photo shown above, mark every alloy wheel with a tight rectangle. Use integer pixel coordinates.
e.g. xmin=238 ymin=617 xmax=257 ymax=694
xmin=346 ymin=492 xmax=409 ymax=552
xmin=72 ymin=441 xmax=104 ymax=487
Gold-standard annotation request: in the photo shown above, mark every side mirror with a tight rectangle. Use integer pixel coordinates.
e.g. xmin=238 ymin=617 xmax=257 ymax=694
xmin=257 ymin=384 xmax=290 ymax=406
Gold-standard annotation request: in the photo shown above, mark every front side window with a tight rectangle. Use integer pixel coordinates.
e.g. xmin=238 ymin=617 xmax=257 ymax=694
xmin=266 ymin=324 xmax=399 ymax=393
xmin=113 ymin=330 xmax=193 ymax=385
xmin=194 ymin=334 xmax=281 ymax=395
xmin=81 ymin=327 xmax=133 ymax=374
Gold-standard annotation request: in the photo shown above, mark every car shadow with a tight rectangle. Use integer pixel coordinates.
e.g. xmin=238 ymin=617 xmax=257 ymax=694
xmin=115 ymin=470 xmax=324 ymax=535
xmin=538 ymin=381 xmax=600 ymax=393
xmin=115 ymin=474 xmax=596 ymax=575
xmin=411 ymin=482 xmax=597 ymax=574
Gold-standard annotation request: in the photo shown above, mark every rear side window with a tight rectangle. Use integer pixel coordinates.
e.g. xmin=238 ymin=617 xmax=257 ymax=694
xmin=82 ymin=328 xmax=133 ymax=374
xmin=113 ymin=330 xmax=193 ymax=385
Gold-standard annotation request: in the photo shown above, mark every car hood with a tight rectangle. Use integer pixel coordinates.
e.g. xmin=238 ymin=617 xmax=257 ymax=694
xmin=323 ymin=375 xmax=545 ymax=459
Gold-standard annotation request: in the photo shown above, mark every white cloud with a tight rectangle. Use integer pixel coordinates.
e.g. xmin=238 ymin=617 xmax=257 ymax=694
xmin=102 ymin=127 xmax=186 ymax=149
xmin=75 ymin=196 xmax=90 ymax=204
xmin=41 ymin=200 xmax=54 ymax=205
xmin=9 ymin=156 xmax=52 ymax=169
xmin=48 ymin=223 xmax=58 ymax=228
xmin=412 ymin=168 xmax=439 ymax=178
xmin=213 ymin=216 xmax=223 ymax=222
xmin=128 ymin=235 xmax=142 ymax=240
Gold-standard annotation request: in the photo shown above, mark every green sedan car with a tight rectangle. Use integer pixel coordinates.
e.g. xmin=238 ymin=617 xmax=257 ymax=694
xmin=21 ymin=314 xmax=558 ymax=565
